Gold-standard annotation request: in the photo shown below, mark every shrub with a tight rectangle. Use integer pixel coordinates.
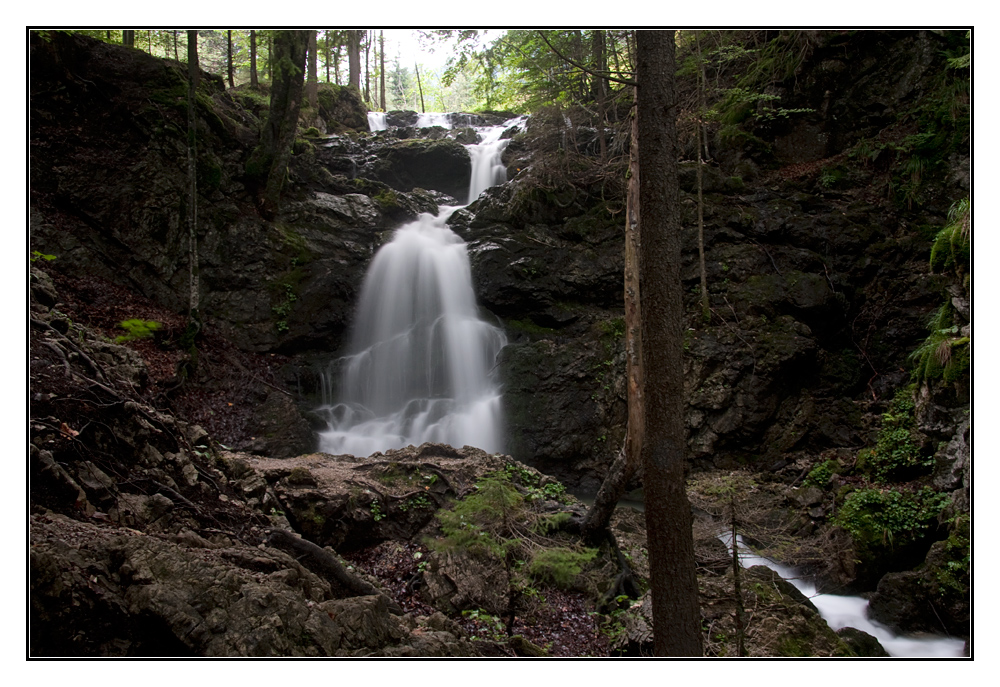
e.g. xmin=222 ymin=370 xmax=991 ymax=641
xmin=528 ymin=547 xmax=598 ymax=588
xmin=803 ymin=459 xmax=839 ymax=489
xmin=834 ymin=486 xmax=948 ymax=554
xmin=864 ymin=386 xmax=932 ymax=482
xmin=115 ymin=319 xmax=162 ymax=343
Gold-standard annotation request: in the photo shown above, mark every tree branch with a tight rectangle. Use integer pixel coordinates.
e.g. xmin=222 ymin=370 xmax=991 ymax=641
xmin=537 ymin=31 xmax=637 ymax=87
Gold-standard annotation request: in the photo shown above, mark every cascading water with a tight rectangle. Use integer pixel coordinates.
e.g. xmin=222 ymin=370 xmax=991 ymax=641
xmin=318 ymin=115 xmax=524 ymax=457
xmin=467 ymin=116 xmax=526 ymax=202
xmin=367 ymin=112 xmax=387 ymax=132
xmin=721 ymin=534 xmax=966 ymax=657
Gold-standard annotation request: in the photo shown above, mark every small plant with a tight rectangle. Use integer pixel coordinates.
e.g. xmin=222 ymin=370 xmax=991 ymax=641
xmin=861 ymin=386 xmax=933 ymax=482
xmin=833 ymin=486 xmax=948 ymax=552
xmin=803 ymin=459 xmax=839 ymax=489
xmin=115 ymin=319 xmax=162 ymax=343
xmin=370 ymin=500 xmax=385 ymax=522
xmin=528 ymin=547 xmax=598 ymax=588
xmin=30 ymin=251 xmax=57 ymax=263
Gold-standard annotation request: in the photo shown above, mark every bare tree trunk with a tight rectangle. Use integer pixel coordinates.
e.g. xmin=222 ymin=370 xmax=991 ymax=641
xmin=250 ymin=30 xmax=258 ymax=87
xmin=594 ymin=29 xmax=608 ymax=162
xmin=364 ymin=30 xmax=371 ymax=104
xmin=581 ymin=86 xmax=643 ymax=539
xmin=325 ymin=30 xmax=331 ymax=83
xmin=414 ymin=62 xmax=426 ymax=113
xmin=227 ymin=30 xmax=234 ymax=88
xmin=696 ymin=34 xmax=709 ymax=321
xmin=123 ymin=30 xmax=134 ymax=47
xmin=379 ymin=31 xmax=386 ymax=111
xmin=247 ymin=30 xmax=308 ymax=219
xmin=348 ymin=30 xmax=361 ymax=91
xmin=173 ymin=30 xmax=179 ymax=61
xmin=636 ymin=29 xmax=702 ymax=658
xmin=731 ymin=498 xmax=747 ymax=657
xmin=334 ymin=42 xmax=341 ymax=85
xmin=306 ymin=30 xmax=318 ymax=111
xmin=186 ymin=31 xmax=200 ymax=327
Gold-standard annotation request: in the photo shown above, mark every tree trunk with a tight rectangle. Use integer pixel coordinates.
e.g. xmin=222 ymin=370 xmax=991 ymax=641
xmin=325 ymin=30 xmax=331 ymax=83
xmin=580 ymin=86 xmax=643 ymax=540
xmin=348 ymin=30 xmax=361 ymax=91
xmin=731 ymin=499 xmax=747 ymax=657
xmin=123 ymin=30 xmax=134 ymax=47
xmin=173 ymin=30 xmax=179 ymax=61
xmin=636 ymin=29 xmax=702 ymax=658
xmin=227 ymin=30 xmax=234 ymax=88
xmin=267 ymin=35 xmax=272 ymax=81
xmin=364 ymin=30 xmax=371 ymax=104
xmin=696 ymin=34 xmax=709 ymax=320
xmin=250 ymin=30 xmax=258 ymax=87
xmin=334 ymin=42 xmax=341 ymax=85
xmin=594 ymin=29 xmax=608 ymax=162
xmin=186 ymin=31 xmax=200 ymax=326
xmin=306 ymin=30 xmax=318 ymax=111
xmin=414 ymin=62 xmax=426 ymax=113
xmin=379 ymin=31 xmax=386 ymax=111
xmin=247 ymin=30 xmax=308 ymax=220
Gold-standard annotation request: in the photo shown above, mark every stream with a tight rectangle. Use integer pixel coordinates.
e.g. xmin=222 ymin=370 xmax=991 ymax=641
xmin=722 ymin=533 xmax=965 ymax=657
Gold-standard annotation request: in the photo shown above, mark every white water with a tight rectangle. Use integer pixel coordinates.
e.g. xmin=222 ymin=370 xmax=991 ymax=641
xmin=721 ymin=534 xmax=966 ymax=657
xmin=415 ymin=112 xmax=454 ymax=129
xmin=367 ymin=112 xmax=387 ymax=132
xmin=467 ymin=116 xmax=526 ymax=203
xmin=319 ymin=115 xmax=520 ymax=456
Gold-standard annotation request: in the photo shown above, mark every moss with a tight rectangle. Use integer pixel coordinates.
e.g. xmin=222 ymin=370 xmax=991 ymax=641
xmin=373 ymin=188 xmax=400 ymax=210
xmin=506 ymin=318 xmax=557 ymax=338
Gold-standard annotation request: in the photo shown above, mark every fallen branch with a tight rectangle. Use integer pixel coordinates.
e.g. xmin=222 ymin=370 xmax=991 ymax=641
xmin=265 ymin=528 xmax=403 ymax=615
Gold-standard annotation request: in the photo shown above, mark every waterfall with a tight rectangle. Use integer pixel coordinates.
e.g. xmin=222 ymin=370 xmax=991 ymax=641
xmin=319 ymin=115 xmax=523 ymax=457
xmin=415 ymin=112 xmax=453 ymax=129
xmin=467 ymin=116 xmax=526 ymax=203
xmin=367 ymin=112 xmax=387 ymax=132
xmin=721 ymin=534 xmax=966 ymax=657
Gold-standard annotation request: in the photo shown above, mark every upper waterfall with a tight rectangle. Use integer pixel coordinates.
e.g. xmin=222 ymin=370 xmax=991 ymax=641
xmin=318 ymin=114 xmax=525 ymax=456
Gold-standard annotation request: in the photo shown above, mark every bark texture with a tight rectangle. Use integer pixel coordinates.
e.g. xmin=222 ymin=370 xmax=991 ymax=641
xmin=636 ymin=29 xmax=702 ymax=657
xmin=248 ymin=30 xmax=309 ymax=219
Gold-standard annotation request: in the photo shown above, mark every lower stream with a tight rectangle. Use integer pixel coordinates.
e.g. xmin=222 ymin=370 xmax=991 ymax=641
xmin=722 ymin=534 xmax=965 ymax=657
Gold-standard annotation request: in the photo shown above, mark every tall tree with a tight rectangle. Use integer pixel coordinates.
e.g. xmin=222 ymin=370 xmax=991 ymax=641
xmin=364 ymin=30 xmax=371 ymax=104
xmin=247 ymin=30 xmax=308 ymax=219
xmin=123 ymin=30 xmax=134 ymax=47
xmin=306 ymin=30 xmax=318 ymax=111
xmin=379 ymin=30 xmax=386 ymax=111
xmin=348 ymin=30 xmax=361 ymax=91
xmin=414 ymin=62 xmax=426 ymax=113
xmin=186 ymin=30 xmax=201 ymax=329
xmin=250 ymin=30 xmax=258 ymax=87
xmin=636 ymin=29 xmax=702 ymax=657
xmin=227 ymin=30 xmax=235 ymax=88
xmin=325 ymin=30 xmax=331 ymax=83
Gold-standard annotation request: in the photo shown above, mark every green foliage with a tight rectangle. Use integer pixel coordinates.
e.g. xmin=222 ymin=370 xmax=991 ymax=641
xmin=373 ymin=188 xmax=400 ymax=210
xmin=935 ymin=515 xmax=970 ymax=594
xmin=30 ymin=251 xmax=57 ymax=263
xmin=370 ymin=499 xmax=385 ymax=522
xmin=860 ymin=385 xmax=933 ymax=482
xmin=432 ymin=475 xmax=524 ymax=558
xmin=834 ymin=486 xmax=948 ymax=553
xmin=910 ymin=303 xmax=970 ymax=386
xmin=803 ymin=459 xmax=839 ymax=489
xmin=115 ymin=319 xmax=162 ymax=343
xmin=272 ymin=282 xmax=297 ymax=333
xmin=929 ymin=197 xmax=970 ymax=275
xmin=527 ymin=547 xmax=598 ymax=588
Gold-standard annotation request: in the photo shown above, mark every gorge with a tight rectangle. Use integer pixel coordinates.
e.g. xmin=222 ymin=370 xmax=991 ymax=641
xmin=29 ymin=30 xmax=971 ymax=657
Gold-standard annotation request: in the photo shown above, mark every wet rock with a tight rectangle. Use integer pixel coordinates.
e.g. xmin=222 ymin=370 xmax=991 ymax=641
xmin=836 ymin=627 xmax=889 ymax=657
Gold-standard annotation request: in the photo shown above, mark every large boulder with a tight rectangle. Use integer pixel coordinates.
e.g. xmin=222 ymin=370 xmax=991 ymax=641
xmin=363 ymin=138 xmax=472 ymax=203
